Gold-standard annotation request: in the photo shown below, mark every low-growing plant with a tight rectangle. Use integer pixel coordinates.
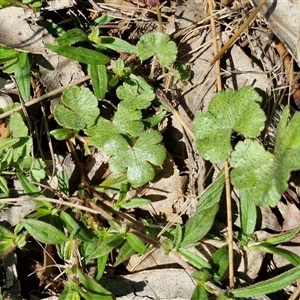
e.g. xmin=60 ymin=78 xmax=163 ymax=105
xmin=0 ymin=13 xmax=300 ymax=300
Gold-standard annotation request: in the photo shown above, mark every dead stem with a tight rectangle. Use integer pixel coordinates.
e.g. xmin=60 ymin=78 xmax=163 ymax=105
xmin=211 ymin=0 xmax=266 ymax=64
xmin=208 ymin=0 xmax=234 ymax=289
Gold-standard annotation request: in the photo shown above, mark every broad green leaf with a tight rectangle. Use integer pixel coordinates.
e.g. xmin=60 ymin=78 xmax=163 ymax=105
xmin=94 ymin=15 xmax=114 ymax=26
xmin=227 ymin=263 xmax=300 ymax=298
xmin=50 ymin=128 xmax=76 ymax=140
xmin=179 ymin=203 xmax=219 ymax=248
xmin=114 ymin=240 xmax=136 ymax=267
xmin=191 ymin=270 xmax=211 ymax=282
xmin=232 ymin=107 xmax=300 ymax=207
xmin=54 ymin=86 xmax=99 ymax=130
xmin=119 ymin=198 xmax=151 ymax=209
xmin=177 ymin=248 xmax=211 ymax=270
xmin=0 ymin=138 xmax=20 ymax=152
xmin=137 ymin=32 xmax=177 ymax=67
xmin=209 ymin=246 xmax=229 ymax=282
xmin=240 ymin=188 xmax=257 ymax=236
xmin=60 ymin=211 xmax=91 ymax=242
xmin=0 ymin=176 xmax=8 ymax=194
xmin=104 ymin=129 xmax=166 ymax=186
xmin=22 ymin=219 xmax=68 ymax=244
xmin=89 ymin=233 xmax=125 ymax=259
xmin=113 ymin=103 xmax=144 ymax=136
xmin=17 ymin=171 xmax=41 ymax=196
xmin=197 ymin=170 xmax=225 ymax=212
xmin=116 ymin=81 xmax=155 ymax=110
xmin=126 ymin=232 xmax=147 ymax=254
xmin=0 ymin=225 xmax=16 ymax=239
xmin=24 ymin=158 xmax=46 ymax=182
xmin=99 ymin=36 xmax=137 ymax=54
xmin=15 ymin=52 xmax=31 ymax=102
xmin=76 ymin=268 xmax=112 ymax=295
xmin=173 ymin=224 xmax=183 ymax=248
xmin=230 ymin=139 xmax=279 ymax=207
xmin=191 ymin=284 xmax=209 ymax=300
xmin=85 ymin=117 xmax=119 ymax=148
xmin=0 ymin=239 xmax=15 ymax=254
xmin=96 ymin=254 xmax=109 ymax=280
xmin=144 ymin=111 xmax=167 ymax=128
xmin=45 ymin=44 xmax=110 ymax=65
xmin=193 ymin=87 xmax=266 ymax=162
xmin=88 ymin=64 xmax=107 ymax=99
xmin=55 ymin=28 xmax=87 ymax=45
xmin=0 ymin=45 xmax=18 ymax=63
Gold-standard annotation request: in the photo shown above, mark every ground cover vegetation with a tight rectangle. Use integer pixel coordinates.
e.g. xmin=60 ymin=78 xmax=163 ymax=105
xmin=0 ymin=0 xmax=299 ymax=299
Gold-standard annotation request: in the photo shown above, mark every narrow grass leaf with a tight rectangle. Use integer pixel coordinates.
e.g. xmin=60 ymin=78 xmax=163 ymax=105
xmin=120 ymin=198 xmax=151 ymax=209
xmin=228 ymin=264 xmax=300 ymax=298
xmin=15 ymin=52 xmax=31 ymax=102
xmin=240 ymin=188 xmax=257 ymax=236
xmin=22 ymin=219 xmax=68 ymax=244
xmin=89 ymin=64 xmax=107 ymax=99
xmin=45 ymin=44 xmax=110 ymax=65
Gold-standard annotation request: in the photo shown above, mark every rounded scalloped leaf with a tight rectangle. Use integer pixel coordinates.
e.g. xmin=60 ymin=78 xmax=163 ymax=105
xmin=230 ymin=140 xmax=282 ymax=207
xmin=193 ymin=113 xmax=232 ymax=162
xmin=137 ymin=32 xmax=177 ymax=67
xmin=193 ymin=86 xmax=266 ymax=163
xmin=54 ymin=86 xmax=99 ymax=130
xmin=104 ymin=129 xmax=166 ymax=186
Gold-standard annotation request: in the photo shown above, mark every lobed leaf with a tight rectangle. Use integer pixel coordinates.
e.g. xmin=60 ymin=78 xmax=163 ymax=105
xmin=54 ymin=86 xmax=99 ymax=130
xmin=137 ymin=32 xmax=177 ymax=67
xmin=193 ymin=87 xmax=266 ymax=163
xmin=116 ymin=81 xmax=155 ymax=110
xmin=104 ymin=129 xmax=166 ymax=186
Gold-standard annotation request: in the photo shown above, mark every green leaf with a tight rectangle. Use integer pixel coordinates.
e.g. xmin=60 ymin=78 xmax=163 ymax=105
xmin=193 ymin=87 xmax=266 ymax=162
xmin=88 ymin=64 xmax=107 ymax=99
xmin=240 ymin=188 xmax=257 ymax=236
xmin=116 ymin=81 xmax=155 ymax=110
xmin=104 ymin=129 xmax=166 ymax=186
xmin=8 ymin=112 xmax=28 ymax=137
xmin=17 ymin=171 xmax=41 ymax=196
xmin=96 ymin=254 xmax=108 ymax=280
xmin=50 ymin=128 xmax=76 ymax=140
xmin=230 ymin=139 xmax=279 ymax=207
xmin=113 ymin=103 xmax=144 ymax=136
xmin=179 ymin=203 xmax=219 ymax=248
xmin=144 ymin=111 xmax=167 ymax=128
xmin=0 ymin=176 xmax=8 ymax=194
xmin=76 ymin=268 xmax=112 ymax=295
xmin=137 ymin=32 xmax=177 ymax=67
xmin=85 ymin=117 xmax=119 ymax=148
xmin=45 ymin=44 xmax=110 ymax=65
xmin=0 ymin=225 xmax=16 ymax=239
xmin=0 ymin=45 xmax=19 ymax=63
xmin=15 ymin=52 xmax=31 ymax=102
xmin=114 ymin=240 xmax=136 ymax=267
xmin=227 ymin=264 xmax=300 ymax=298
xmin=177 ymin=248 xmax=211 ymax=270
xmin=248 ymin=244 xmax=300 ymax=266
xmin=126 ymin=232 xmax=147 ymax=254
xmin=231 ymin=107 xmax=300 ymax=207
xmin=119 ymin=198 xmax=151 ymax=209
xmin=173 ymin=224 xmax=183 ymax=248
xmin=209 ymin=246 xmax=229 ymax=282
xmin=99 ymin=36 xmax=137 ymax=54
xmin=22 ymin=219 xmax=68 ymax=244
xmin=94 ymin=15 xmax=114 ymax=26
xmin=197 ymin=170 xmax=225 ymax=212
xmin=55 ymin=28 xmax=87 ymax=45
xmin=191 ymin=284 xmax=209 ymax=300
xmin=54 ymin=86 xmax=99 ymax=130
xmin=89 ymin=233 xmax=125 ymax=259
xmin=57 ymin=170 xmax=69 ymax=195
xmin=0 ymin=138 xmax=20 ymax=152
